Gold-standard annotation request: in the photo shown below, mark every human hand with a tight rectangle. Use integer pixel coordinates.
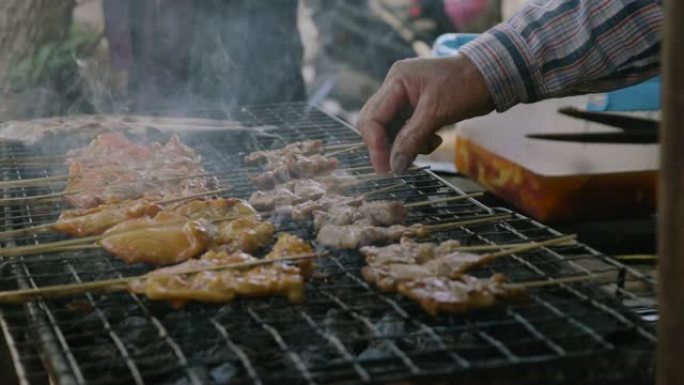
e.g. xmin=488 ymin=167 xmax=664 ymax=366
xmin=358 ymin=54 xmax=494 ymax=174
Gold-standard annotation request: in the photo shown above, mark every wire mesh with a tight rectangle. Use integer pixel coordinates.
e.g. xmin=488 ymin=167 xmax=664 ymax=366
xmin=0 ymin=102 xmax=655 ymax=385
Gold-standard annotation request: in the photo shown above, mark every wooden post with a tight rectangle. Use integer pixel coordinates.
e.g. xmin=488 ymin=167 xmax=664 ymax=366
xmin=658 ymin=0 xmax=684 ymax=384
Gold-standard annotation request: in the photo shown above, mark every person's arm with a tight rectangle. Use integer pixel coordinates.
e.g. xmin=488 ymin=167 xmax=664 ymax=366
xmin=358 ymin=0 xmax=663 ymax=174
xmin=460 ymin=0 xmax=662 ymax=112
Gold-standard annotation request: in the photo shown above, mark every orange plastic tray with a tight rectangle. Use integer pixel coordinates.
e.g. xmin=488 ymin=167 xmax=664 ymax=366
xmin=455 ymin=136 xmax=657 ymax=223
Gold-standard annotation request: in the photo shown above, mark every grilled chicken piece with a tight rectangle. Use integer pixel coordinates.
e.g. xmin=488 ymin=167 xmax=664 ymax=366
xmin=397 ymin=274 xmax=524 ymax=316
xmin=250 ymin=154 xmax=338 ymax=190
xmin=64 ymin=166 xmax=147 ymax=208
xmin=171 ymin=198 xmax=257 ymax=219
xmin=313 ymin=200 xmax=407 ymax=230
xmin=64 ymin=134 xmax=212 ymax=208
xmin=214 ymin=216 xmax=275 ymax=253
xmin=244 ymin=140 xmax=324 ymax=166
xmin=129 ymin=233 xmax=314 ymax=307
xmin=53 ymin=199 xmax=162 ymax=237
xmin=316 ymin=223 xmax=429 ymax=249
xmin=66 ymin=133 xmax=152 ymax=170
xmin=53 ymin=198 xmax=253 ymax=238
xmin=99 ymin=212 xmax=213 ymax=265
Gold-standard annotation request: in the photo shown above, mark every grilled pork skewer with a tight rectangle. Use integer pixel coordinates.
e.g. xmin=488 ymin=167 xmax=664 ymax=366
xmin=398 ymin=274 xmax=526 ymax=316
xmin=244 ymin=140 xmax=363 ymax=166
xmin=398 ymin=270 xmax=614 ymax=316
xmin=315 ymin=214 xmax=512 ymax=249
xmin=0 ymin=238 xmax=320 ymax=306
xmin=250 ymin=154 xmax=339 ymax=190
xmin=359 ymin=235 xmax=576 ymax=292
xmin=362 ymin=235 xmax=577 ymax=315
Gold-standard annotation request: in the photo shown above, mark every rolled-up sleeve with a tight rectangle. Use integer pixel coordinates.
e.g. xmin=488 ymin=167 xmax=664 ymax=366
xmin=459 ymin=0 xmax=663 ymax=112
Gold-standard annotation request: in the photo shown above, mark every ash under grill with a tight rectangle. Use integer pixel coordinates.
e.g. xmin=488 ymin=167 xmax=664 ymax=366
xmin=0 ymin=103 xmax=656 ymax=385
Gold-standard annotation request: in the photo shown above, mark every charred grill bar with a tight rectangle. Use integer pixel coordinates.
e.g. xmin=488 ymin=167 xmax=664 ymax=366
xmin=0 ymin=103 xmax=656 ymax=384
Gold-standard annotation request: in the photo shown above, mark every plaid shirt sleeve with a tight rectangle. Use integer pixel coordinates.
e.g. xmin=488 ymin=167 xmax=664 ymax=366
xmin=459 ymin=0 xmax=663 ymax=112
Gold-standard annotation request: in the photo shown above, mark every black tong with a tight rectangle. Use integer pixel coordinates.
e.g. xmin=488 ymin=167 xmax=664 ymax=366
xmin=526 ymin=107 xmax=659 ymax=144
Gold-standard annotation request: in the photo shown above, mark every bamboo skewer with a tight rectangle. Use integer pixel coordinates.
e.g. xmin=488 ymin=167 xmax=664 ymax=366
xmin=323 ymin=143 xmax=366 ymax=158
xmin=0 ymin=174 xmax=69 ymax=189
xmin=0 ymin=191 xmax=79 ymax=207
xmin=506 ymin=271 xmax=613 ymax=290
xmin=0 ymin=184 xmax=233 ymax=207
xmin=0 ymin=156 xmax=66 ymax=167
xmin=322 ymin=142 xmax=364 ymax=151
xmin=405 ymin=193 xmax=484 ymax=208
xmin=452 ymin=239 xmax=577 ymax=252
xmin=154 ymin=187 xmax=234 ymax=205
xmin=0 ymin=168 xmax=235 ymax=191
xmin=475 ymin=234 xmax=577 ymax=263
xmin=361 ymin=183 xmax=405 ymax=198
xmin=425 ymin=214 xmax=512 ymax=232
xmin=0 ymin=253 xmax=320 ymax=304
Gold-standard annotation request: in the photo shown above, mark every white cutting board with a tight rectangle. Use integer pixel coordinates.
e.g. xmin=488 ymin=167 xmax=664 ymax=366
xmin=455 ymin=95 xmax=659 ymax=176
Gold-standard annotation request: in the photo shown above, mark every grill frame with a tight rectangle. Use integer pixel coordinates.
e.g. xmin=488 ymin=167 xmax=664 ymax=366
xmin=0 ymin=102 xmax=656 ymax=385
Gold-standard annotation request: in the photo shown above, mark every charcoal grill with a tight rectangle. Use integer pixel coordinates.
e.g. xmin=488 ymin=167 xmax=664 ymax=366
xmin=0 ymin=102 xmax=656 ymax=385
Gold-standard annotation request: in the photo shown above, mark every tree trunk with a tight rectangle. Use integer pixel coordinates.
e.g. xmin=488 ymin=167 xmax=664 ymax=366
xmin=0 ymin=0 xmax=75 ymax=90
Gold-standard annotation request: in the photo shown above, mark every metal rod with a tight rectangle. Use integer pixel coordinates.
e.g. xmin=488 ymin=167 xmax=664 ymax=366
xmin=658 ymin=1 xmax=684 ymax=384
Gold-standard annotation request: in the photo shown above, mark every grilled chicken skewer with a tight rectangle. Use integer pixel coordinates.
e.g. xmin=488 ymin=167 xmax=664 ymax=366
xmin=0 ymin=133 xmax=219 ymax=207
xmin=0 ymin=188 xmax=235 ymax=239
xmin=244 ymin=140 xmax=362 ymax=166
xmin=0 ymin=204 xmax=270 ymax=261
xmin=0 ymin=235 xmax=320 ymax=306
xmin=130 ymin=233 xmax=315 ymax=307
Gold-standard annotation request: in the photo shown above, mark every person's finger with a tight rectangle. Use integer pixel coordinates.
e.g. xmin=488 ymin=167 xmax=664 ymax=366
xmin=390 ymin=99 xmax=441 ymax=174
xmin=358 ymin=79 xmax=409 ymax=173
xmin=417 ymin=134 xmax=443 ymax=155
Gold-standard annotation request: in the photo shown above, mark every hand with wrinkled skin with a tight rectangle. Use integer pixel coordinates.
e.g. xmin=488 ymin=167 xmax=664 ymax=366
xmin=358 ymin=55 xmax=495 ymax=174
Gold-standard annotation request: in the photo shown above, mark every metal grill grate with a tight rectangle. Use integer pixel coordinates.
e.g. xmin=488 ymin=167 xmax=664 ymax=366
xmin=0 ymin=103 xmax=656 ymax=385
